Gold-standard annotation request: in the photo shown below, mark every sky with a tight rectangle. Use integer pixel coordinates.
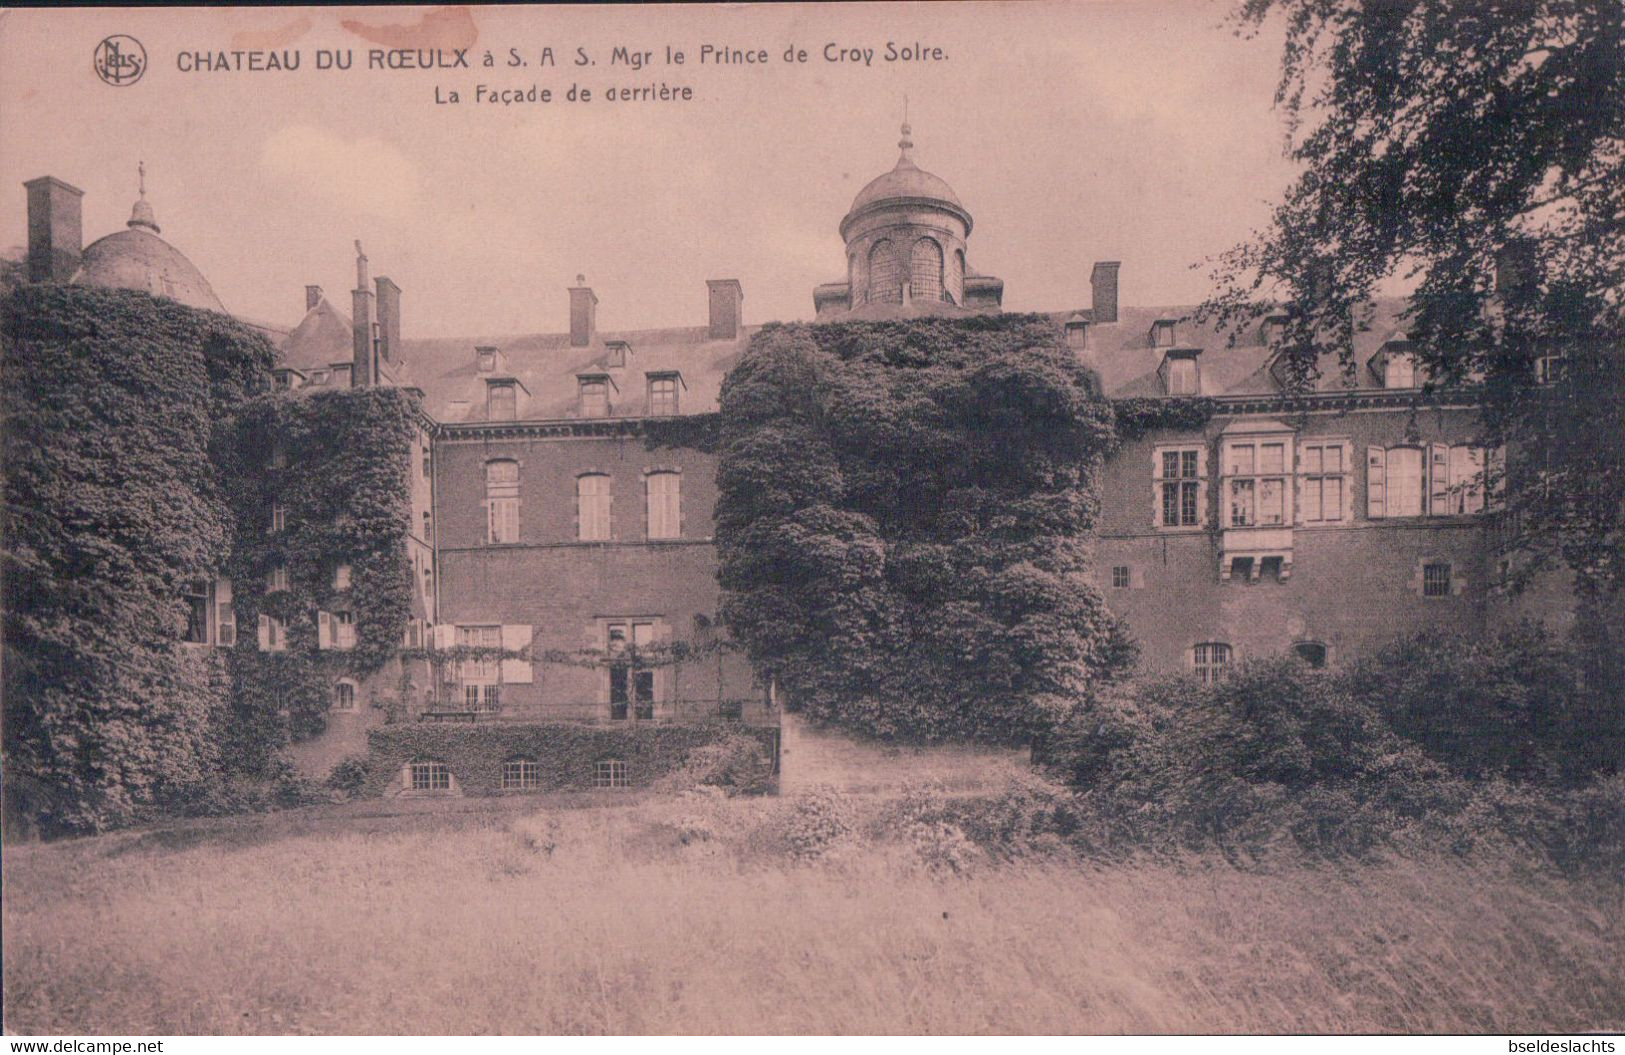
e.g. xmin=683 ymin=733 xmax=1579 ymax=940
xmin=0 ymin=2 xmax=1298 ymax=337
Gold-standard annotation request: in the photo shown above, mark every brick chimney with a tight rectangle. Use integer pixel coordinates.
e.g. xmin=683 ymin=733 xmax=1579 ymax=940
xmin=24 ymin=176 xmax=84 ymax=284
xmin=1090 ymin=261 xmax=1121 ymax=324
xmin=570 ymin=275 xmax=597 ymax=347
xmin=707 ymin=279 xmax=743 ymax=340
xmin=305 ymin=285 xmax=323 ymax=311
xmin=375 ymin=276 xmax=401 ymax=364
xmin=352 ymin=241 xmax=375 ymax=387
xmin=1495 ymin=239 xmax=1539 ymax=299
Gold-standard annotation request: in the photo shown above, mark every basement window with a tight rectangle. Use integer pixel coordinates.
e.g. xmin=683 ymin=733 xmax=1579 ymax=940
xmin=1423 ymin=562 xmax=1452 ymax=598
xmin=410 ymin=761 xmax=451 ymax=791
xmin=1112 ymin=565 xmax=1131 ymax=589
xmin=503 ymin=759 xmax=540 ymax=790
xmin=595 ymin=759 xmax=629 ymax=788
xmin=1292 ymin=641 xmax=1328 ymax=669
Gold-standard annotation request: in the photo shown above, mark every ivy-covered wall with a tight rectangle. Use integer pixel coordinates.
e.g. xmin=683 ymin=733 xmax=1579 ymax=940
xmin=2 ymin=285 xmax=274 ymax=835
xmin=219 ymin=388 xmax=421 ymax=773
xmin=714 ymin=315 xmax=1134 ymax=745
xmin=363 ymin=721 xmax=779 ymax=796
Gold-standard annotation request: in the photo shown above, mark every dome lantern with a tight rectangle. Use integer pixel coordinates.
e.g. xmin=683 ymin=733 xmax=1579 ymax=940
xmin=127 ymin=161 xmax=160 ymax=234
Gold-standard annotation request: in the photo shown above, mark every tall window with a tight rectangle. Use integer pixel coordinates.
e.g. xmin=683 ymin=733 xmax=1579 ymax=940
xmin=333 ymin=611 xmax=356 ymax=650
xmin=486 ymin=460 xmax=520 ymax=544
xmin=459 ymin=625 xmax=501 ymax=683
xmin=181 ymin=581 xmax=210 ymax=644
xmin=215 ymin=579 xmax=236 ymax=646
xmin=646 ymin=471 xmax=681 ymax=539
xmin=1111 ymin=565 xmax=1131 ymax=589
xmin=1299 ymin=442 xmax=1349 ymax=524
xmin=332 ymin=681 xmax=357 ymax=711
xmin=606 ymin=621 xmax=655 ymax=720
xmin=487 ymin=381 xmax=517 ymax=421
xmin=1446 ymin=445 xmax=1487 ymax=514
xmin=647 ymin=376 xmax=679 ymax=416
xmin=577 ymin=474 xmax=612 ymax=541
xmin=333 ymin=564 xmax=352 ymax=590
xmin=1226 ymin=440 xmax=1288 ymax=527
xmin=868 ymin=240 xmax=900 ymax=304
xmin=579 ymin=378 xmax=609 ymax=418
xmin=1385 ymin=446 xmax=1425 ymax=517
xmin=258 ymin=614 xmax=286 ymax=652
xmin=911 ymin=238 xmax=945 ymax=302
xmin=267 ymin=564 xmax=289 ymax=592
xmin=1192 ymin=642 xmax=1232 ymax=685
xmin=270 ymin=502 xmax=286 ymax=534
xmin=1156 ymin=447 xmax=1204 ymax=528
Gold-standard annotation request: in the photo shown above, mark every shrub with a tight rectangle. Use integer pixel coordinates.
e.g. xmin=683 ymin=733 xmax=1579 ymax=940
xmin=781 ymin=784 xmax=859 ymax=860
xmin=656 ymin=733 xmax=775 ymax=795
xmin=1344 ymin=622 xmax=1614 ymax=782
xmin=325 ymin=756 xmax=370 ymax=795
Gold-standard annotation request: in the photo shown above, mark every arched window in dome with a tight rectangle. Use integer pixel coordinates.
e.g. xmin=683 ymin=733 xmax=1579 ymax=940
xmin=868 ymin=240 xmax=901 ymax=304
xmin=848 ymin=253 xmax=860 ymax=306
xmin=952 ymin=249 xmax=967 ymax=305
xmin=911 ymin=238 xmax=945 ymax=303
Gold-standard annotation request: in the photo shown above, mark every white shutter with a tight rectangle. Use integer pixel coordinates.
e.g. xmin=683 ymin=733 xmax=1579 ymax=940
xmin=1366 ymin=447 xmax=1386 ymax=519
xmin=500 ymin=624 xmax=534 ymax=683
xmin=258 ymin=613 xmax=271 ymax=651
xmin=317 ymin=610 xmax=332 ymax=650
xmin=1486 ymin=446 xmax=1506 ymax=511
xmin=216 ymin=577 xmax=233 ymax=604
xmin=1196 ymin=447 xmax=1209 ymax=528
xmin=1429 ymin=443 xmax=1451 ymax=516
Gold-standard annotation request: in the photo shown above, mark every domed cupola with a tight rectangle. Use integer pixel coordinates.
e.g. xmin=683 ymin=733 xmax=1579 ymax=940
xmin=71 ymin=162 xmax=226 ymax=313
xmin=838 ymin=123 xmax=973 ymax=308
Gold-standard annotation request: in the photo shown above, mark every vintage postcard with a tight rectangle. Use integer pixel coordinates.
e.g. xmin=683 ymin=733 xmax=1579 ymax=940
xmin=1 ymin=1 xmax=1620 ymax=1042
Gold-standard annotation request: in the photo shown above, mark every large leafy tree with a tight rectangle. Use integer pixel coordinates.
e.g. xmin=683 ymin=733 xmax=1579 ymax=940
xmin=1201 ymin=0 xmax=1624 ymax=598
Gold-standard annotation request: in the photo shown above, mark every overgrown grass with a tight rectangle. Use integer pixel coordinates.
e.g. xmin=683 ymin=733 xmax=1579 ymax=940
xmin=4 ymin=792 xmax=1619 ymax=1035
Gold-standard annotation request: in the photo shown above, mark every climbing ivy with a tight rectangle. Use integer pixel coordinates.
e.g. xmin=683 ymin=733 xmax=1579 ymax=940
xmin=1 ymin=285 xmax=274 ymax=835
xmin=714 ymin=315 xmax=1134 ymax=744
xmin=219 ymin=388 xmax=420 ymax=772
xmin=1111 ymin=396 xmax=1218 ymax=442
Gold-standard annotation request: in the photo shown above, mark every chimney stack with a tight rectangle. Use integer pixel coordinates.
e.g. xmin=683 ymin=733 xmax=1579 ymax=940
xmin=305 ymin=285 xmax=323 ymax=311
xmin=570 ymin=276 xmax=597 ymax=347
xmin=24 ymin=176 xmax=84 ymax=284
xmin=375 ymin=277 xmax=401 ymax=364
xmin=707 ymin=279 xmax=743 ymax=340
xmin=1495 ymin=239 xmax=1539 ymax=300
xmin=352 ymin=241 xmax=375 ymax=387
xmin=1090 ymin=261 xmax=1120 ymax=324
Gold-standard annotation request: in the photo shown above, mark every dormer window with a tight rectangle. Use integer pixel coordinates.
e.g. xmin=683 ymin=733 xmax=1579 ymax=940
xmin=331 ymin=363 xmax=353 ymax=387
xmin=1164 ymin=354 xmax=1199 ymax=396
xmin=579 ymin=376 xmax=611 ymax=418
xmin=1261 ymin=314 xmax=1289 ymax=346
xmin=606 ymin=340 xmax=632 ymax=368
xmin=1385 ymin=351 xmax=1418 ymax=389
xmin=1151 ymin=320 xmax=1178 ymax=348
xmin=272 ymin=368 xmax=304 ymax=391
xmin=476 ymin=346 xmax=498 ymax=374
xmin=1065 ymin=318 xmax=1090 ymax=350
xmin=647 ymin=372 xmax=682 ymax=416
xmin=311 ymin=369 xmax=330 ymax=386
xmin=487 ymin=380 xmax=517 ymax=421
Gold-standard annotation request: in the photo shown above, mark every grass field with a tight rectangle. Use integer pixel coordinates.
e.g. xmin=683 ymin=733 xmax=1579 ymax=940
xmin=4 ymin=791 xmax=1621 ymax=1035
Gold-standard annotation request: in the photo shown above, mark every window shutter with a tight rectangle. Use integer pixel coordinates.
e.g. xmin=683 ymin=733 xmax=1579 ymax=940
xmin=643 ymin=474 xmax=651 ymax=538
xmin=1341 ymin=442 xmax=1355 ymax=522
xmin=500 ymin=624 xmax=534 ymax=683
xmin=317 ymin=610 xmax=332 ymax=649
xmin=1196 ymin=447 xmax=1209 ymax=527
xmin=1486 ymin=446 xmax=1506 ymax=511
xmin=1429 ymin=443 xmax=1451 ymax=516
xmin=1366 ymin=447 xmax=1386 ymax=518
xmin=258 ymin=614 xmax=271 ymax=651
xmin=1293 ymin=443 xmax=1305 ymax=526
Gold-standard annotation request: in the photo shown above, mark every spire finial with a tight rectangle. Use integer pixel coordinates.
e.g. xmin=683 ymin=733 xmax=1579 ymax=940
xmin=126 ymin=160 xmax=160 ymax=233
xmin=897 ymin=102 xmax=914 ymax=167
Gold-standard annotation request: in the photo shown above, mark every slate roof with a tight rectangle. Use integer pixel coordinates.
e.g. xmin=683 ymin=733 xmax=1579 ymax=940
xmin=273 ymin=292 xmax=1420 ymax=422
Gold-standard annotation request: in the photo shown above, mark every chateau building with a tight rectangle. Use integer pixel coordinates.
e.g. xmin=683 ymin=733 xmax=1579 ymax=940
xmin=17 ymin=127 xmax=1570 ymax=782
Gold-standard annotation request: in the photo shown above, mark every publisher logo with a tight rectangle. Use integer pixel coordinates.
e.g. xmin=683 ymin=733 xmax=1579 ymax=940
xmin=93 ymin=35 xmax=146 ymax=86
